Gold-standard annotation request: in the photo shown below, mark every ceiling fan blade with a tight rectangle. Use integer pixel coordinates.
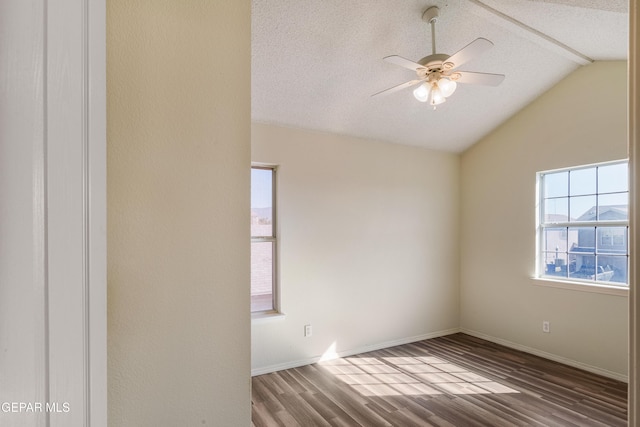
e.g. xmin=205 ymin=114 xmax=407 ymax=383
xmin=445 ymin=38 xmax=494 ymax=69
xmin=383 ymin=55 xmax=425 ymax=71
xmin=452 ymin=71 xmax=505 ymax=86
xmin=371 ymin=79 xmax=423 ymax=97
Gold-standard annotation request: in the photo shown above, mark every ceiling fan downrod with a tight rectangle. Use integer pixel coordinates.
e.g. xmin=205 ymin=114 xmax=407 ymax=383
xmin=422 ymin=6 xmax=440 ymax=56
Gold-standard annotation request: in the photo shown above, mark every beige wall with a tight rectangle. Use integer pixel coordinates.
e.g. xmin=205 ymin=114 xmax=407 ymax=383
xmin=251 ymin=123 xmax=460 ymax=372
xmin=107 ymin=1 xmax=251 ymax=425
xmin=460 ymin=61 xmax=628 ymax=378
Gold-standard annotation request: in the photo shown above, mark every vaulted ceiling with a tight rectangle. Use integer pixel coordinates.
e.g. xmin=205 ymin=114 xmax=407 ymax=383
xmin=252 ymin=0 xmax=628 ymax=152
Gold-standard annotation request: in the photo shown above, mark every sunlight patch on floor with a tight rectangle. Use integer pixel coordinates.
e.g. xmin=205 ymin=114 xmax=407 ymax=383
xmin=319 ymin=354 xmax=519 ymax=397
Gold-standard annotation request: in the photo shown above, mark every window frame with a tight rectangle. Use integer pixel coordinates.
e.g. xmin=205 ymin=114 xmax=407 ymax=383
xmin=535 ymin=160 xmax=629 ymax=290
xmin=251 ymin=165 xmax=279 ymax=315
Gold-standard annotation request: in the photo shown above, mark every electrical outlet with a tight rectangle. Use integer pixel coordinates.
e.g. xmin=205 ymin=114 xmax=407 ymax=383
xmin=542 ymin=321 xmax=550 ymax=333
xmin=304 ymin=324 xmax=312 ymax=337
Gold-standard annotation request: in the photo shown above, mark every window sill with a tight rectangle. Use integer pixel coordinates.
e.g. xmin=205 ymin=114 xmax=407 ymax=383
xmin=531 ymin=277 xmax=628 ymax=296
xmin=251 ymin=311 xmax=286 ymax=322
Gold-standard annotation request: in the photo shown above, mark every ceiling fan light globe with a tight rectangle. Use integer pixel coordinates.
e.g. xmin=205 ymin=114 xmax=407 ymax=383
xmin=413 ymin=83 xmax=430 ymax=102
xmin=438 ymin=78 xmax=457 ymax=98
xmin=430 ymin=86 xmax=446 ymax=105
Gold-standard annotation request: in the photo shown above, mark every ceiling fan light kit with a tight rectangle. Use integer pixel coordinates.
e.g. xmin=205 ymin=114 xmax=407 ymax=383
xmin=373 ymin=5 xmax=505 ymax=109
xmin=413 ymin=72 xmax=457 ymax=106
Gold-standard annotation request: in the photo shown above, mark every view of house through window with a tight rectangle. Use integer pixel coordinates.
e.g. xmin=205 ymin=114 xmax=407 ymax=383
xmin=537 ymin=160 xmax=629 ymax=286
xmin=251 ymin=166 xmax=277 ymax=312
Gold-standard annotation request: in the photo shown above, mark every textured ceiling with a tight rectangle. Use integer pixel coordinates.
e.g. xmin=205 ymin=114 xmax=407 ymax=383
xmin=252 ymin=0 xmax=628 ymax=152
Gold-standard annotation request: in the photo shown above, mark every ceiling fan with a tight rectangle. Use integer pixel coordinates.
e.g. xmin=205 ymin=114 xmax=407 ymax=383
xmin=373 ymin=6 xmax=505 ymax=108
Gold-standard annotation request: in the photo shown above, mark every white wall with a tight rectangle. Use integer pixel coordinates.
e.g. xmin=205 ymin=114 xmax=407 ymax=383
xmin=460 ymin=61 xmax=628 ymax=378
xmin=107 ymin=1 xmax=251 ymax=425
xmin=251 ymin=123 xmax=460 ymax=373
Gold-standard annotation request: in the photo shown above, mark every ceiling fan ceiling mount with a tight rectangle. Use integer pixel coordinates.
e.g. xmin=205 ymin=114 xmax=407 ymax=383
xmin=422 ymin=6 xmax=440 ymax=24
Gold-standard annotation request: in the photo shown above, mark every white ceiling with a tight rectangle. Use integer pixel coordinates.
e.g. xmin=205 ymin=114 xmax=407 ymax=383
xmin=251 ymin=0 xmax=628 ymax=153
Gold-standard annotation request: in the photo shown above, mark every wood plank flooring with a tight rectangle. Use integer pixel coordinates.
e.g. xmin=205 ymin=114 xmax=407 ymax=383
xmin=251 ymin=333 xmax=627 ymax=426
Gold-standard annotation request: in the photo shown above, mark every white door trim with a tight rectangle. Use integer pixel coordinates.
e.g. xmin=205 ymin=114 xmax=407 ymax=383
xmin=46 ymin=0 xmax=107 ymax=425
xmin=629 ymin=0 xmax=639 ymax=424
xmin=0 ymin=1 xmax=106 ymax=425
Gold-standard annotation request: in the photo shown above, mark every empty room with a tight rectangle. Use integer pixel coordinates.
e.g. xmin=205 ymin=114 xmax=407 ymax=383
xmin=249 ymin=0 xmax=632 ymax=425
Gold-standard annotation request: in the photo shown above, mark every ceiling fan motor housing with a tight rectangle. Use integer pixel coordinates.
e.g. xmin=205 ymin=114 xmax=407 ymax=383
xmin=417 ymin=53 xmax=449 ymax=77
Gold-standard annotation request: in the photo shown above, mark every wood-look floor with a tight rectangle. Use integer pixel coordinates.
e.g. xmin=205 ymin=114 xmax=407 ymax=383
xmin=251 ymin=333 xmax=627 ymax=426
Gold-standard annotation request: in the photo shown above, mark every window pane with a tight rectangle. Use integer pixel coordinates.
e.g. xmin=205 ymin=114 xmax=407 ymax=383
xmin=570 ymin=167 xmax=596 ymax=196
xmin=543 ymin=252 xmax=567 ymax=277
xmin=568 ymin=227 xmax=595 ymax=254
xmin=543 ymin=198 xmax=568 ymax=222
xmin=597 ymin=193 xmax=628 ymax=220
xmin=251 ymin=168 xmax=273 ymax=237
xmin=251 ymin=241 xmax=273 ymax=312
xmin=570 ymin=195 xmax=596 ymax=221
xmin=595 ymin=255 xmax=628 ymax=284
xmin=569 ymin=254 xmax=596 ymax=280
xmin=598 ymin=163 xmax=628 ymax=193
xmin=543 ymin=228 xmax=567 ymax=252
xmin=544 ymin=171 xmax=568 ymax=198
xmin=596 ymin=227 xmax=627 ymax=254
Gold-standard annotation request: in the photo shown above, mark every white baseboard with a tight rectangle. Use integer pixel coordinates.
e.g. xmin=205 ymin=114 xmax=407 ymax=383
xmin=252 ymin=328 xmax=628 ymax=383
xmin=251 ymin=327 xmax=461 ymax=377
xmin=460 ymin=328 xmax=628 ymax=383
